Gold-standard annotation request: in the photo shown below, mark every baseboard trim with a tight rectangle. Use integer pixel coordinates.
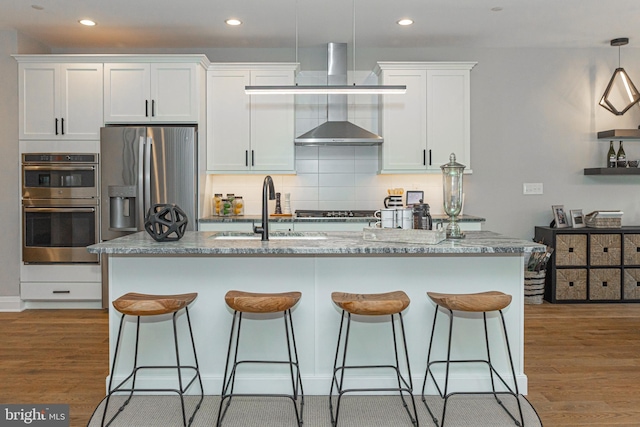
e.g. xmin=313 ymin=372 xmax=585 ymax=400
xmin=0 ymin=296 xmax=25 ymax=312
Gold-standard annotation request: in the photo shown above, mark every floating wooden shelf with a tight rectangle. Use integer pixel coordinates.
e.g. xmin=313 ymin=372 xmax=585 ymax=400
xmin=584 ymin=168 xmax=640 ymax=175
xmin=597 ymin=129 xmax=640 ymax=139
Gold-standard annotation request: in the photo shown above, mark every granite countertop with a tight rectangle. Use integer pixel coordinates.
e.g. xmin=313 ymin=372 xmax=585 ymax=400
xmin=88 ymin=230 xmax=543 ymax=256
xmin=198 ymin=214 xmax=486 ymax=224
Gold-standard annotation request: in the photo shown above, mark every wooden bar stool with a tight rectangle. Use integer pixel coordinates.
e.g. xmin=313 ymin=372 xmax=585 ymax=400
xmin=102 ymin=292 xmax=203 ymax=427
xmin=330 ymin=290 xmax=419 ymax=427
xmin=421 ymin=291 xmax=524 ymax=427
xmin=217 ymin=290 xmax=304 ymax=427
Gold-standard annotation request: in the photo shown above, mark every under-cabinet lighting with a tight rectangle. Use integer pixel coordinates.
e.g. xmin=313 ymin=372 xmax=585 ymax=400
xmin=244 ymin=85 xmax=407 ymax=95
xmin=78 ymin=19 xmax=96 ymax=26
xmin=225 ymin=19 xmax=242 ymax=26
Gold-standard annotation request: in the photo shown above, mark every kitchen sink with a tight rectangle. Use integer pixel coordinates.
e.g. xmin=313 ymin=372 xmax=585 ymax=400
xmin=212 ymin=231 xmax=327 ymax=240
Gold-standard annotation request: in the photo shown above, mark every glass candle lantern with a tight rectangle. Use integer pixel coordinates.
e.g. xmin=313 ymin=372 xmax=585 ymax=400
xmin=441 ymin=153 xmax=466 ymax=239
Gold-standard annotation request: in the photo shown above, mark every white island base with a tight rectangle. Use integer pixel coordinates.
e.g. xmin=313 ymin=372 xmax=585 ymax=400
xmin=105 ymin=252 xmax=527 ymax=396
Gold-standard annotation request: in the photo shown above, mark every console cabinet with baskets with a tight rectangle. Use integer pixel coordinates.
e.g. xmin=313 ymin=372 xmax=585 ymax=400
xmin=534 ymin=226 xmax=640 ymax=303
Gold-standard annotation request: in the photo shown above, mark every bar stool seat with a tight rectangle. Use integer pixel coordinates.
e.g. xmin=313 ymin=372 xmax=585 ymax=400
xmin=422 ymin=291 xmax=524 ymax=427
xmin=331 ymin=290 xmax=410 ymax=315
xmin=218 ymin=290 xmax=304 ymax=427
xmin=224 ymin=290 xmax=301 ymax=313
xmin=329 ymin=291 xmax=418 ymax=427
xmin=102 ymin=292 xmax=203 ymax=427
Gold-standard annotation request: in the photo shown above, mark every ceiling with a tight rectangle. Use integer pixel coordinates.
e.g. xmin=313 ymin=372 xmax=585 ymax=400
xmin=1 ymin=0 xmax=640 ymax=50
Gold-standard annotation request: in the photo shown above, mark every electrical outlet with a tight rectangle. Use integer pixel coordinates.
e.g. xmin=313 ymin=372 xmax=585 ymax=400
xmin=523 ymin=183 xmax=543 ymax=195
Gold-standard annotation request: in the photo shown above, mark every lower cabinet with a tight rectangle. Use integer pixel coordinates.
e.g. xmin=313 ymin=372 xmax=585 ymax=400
xmin=534 ymin=226 xmax=640 ymax=303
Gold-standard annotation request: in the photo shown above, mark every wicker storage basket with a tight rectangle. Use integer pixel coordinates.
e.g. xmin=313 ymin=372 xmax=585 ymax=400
xmin=624 ymin=268 xmax=640 ymax=300
xmin=584 ymin=211 xmax=622 ymax=228
xmin=589 ymin=268 xmax=621 ymax=300
xmin=524 ymin=270 xmax=546 ymax=304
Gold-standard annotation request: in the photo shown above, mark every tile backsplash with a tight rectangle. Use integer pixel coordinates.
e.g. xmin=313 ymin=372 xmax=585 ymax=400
xmin=204 ymin=70 xmax=446 ymax=217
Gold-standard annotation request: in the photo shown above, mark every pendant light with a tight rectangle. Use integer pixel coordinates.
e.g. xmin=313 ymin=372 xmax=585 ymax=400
xmin=599 ymin=38 xmax=640 ymax=115
xmin=245 ymin=0 xmax=406 ymax=95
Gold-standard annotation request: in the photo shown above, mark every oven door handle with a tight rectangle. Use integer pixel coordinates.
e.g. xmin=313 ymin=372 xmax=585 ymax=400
xmin=23 ymin=165 xmax=96 ymax=171
xmin=24 ymin=207 xmax=96 ymax=213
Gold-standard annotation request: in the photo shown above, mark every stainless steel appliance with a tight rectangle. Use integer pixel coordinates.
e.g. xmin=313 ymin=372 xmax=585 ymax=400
xmin=21 ymin=153 xmax=99 ymax=263
xmin=294 ymin=43 xmax=383 ymax=146
xmin=100 ymin=126 xmax=198 ymax=241
xmin=295 ymin=210 xmax=375 ymax=218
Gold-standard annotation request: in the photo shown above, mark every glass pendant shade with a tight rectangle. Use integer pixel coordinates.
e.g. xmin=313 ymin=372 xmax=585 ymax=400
xmin=599 ymin=67 xmax=640 ymax=115
xmin=441 ymin=153 xmax=466 ymax=239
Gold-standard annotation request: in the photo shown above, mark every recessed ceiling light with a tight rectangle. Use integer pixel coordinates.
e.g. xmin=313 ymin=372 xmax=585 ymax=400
xmin=225 ymin=19 xmax=242 ymax=26
xmin=397 ymin=19 xmax=414 ymax=26
xmin=491 ymin=7 xmax=503 ymax=12
xmin=79 ymin=19 xmax=96 ymax=26
xmin=31 ymin=5 xmax=44 ymax=10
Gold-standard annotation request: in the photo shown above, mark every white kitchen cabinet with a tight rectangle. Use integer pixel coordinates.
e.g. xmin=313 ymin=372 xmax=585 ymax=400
xmin=207 ymin=64 xmax=297 ymax=173
xmin=18 ymin=62 xmax=103 ymax=140
xmin=375 ymin=62 xmax=476 ymax=173
xmin=104 ymin=62 xmax=199 ymax=123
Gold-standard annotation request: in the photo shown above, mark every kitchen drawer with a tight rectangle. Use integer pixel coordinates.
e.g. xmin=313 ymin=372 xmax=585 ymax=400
xmin=590 ymin=234 xmax=621 ymax=266
xmin=555 ymin=234 xmax=587 ymax=266
xmin=623 ymin=268 xmax=640 ymax=300
xmin=555 ymin=268 xmax=587 ymax=300
xmin=624 ymin=234 xmax=640 ymax=265
xmin=589 ymin=268 xmax=621 ymax=300
xmin=21 ymin=282 xmax=102 ymax=301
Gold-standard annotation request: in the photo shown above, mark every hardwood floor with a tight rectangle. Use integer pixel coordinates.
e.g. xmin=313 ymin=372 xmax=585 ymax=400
xmin=1 ymin=303 xmax=640 ymax=426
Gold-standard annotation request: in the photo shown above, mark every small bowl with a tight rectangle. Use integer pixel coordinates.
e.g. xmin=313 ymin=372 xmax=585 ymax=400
xmin=628 ymin=160 xmax=639 ymax=168
xmin=617 ymin=160 xmax=628 ymax=168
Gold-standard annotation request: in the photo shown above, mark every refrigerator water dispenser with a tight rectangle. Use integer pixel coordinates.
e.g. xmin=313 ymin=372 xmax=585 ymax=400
xmin=108 ymin=185 xmax=136 ymax=230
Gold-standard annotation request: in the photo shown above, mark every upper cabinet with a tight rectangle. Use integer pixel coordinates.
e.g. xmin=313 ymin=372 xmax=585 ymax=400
xmin=375 ymin=62 xmax=476 ymax=174
xmin=104 ymin=62 xmax=200 ymax=123
xmin=207 ymin=64 xmax=297 ymax=173
xmin=18 ymin=62 xmax=103 ymax=140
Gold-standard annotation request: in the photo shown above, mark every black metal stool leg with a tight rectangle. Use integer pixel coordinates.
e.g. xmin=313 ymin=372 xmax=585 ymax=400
xmin=499 ymin=310 xmax=525 ymax=427
xmin=101 ymin=313 xmax=126 ymax=427
xmin=217 ymin=311 xmax=241 ymax=427
xmin=284 ymin=308 xmax=304 ymax=426
xmin=395 ymin=312 xmax=419 ymax=426
xmin=421 ymin=306 xmax=440 ymax=425
xmin=329 ymin=309 xmax=347 ymax=427
xmin=184 ymin=307 xmax=204 ymax=426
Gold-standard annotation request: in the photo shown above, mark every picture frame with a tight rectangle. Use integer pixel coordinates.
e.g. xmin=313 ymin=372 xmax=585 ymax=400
xmin=552 ymin=205 xmax=569 ymax=228
xmin=570 ymin=209 xmax=585 ymax=228
xmin=406 ymin=190 xmax=424 ymax=206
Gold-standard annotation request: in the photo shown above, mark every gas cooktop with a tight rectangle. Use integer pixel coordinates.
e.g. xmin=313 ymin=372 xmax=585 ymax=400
xmin=295 ymin=210 xmax=376 ymax=218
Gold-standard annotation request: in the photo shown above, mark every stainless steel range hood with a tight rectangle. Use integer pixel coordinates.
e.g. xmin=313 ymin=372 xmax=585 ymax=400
xmin=294 ymin=43 xmax=383 ymax=146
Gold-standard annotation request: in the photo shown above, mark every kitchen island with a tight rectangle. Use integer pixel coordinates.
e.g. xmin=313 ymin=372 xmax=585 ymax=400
xmin=88 ymin=230 xmax=544 ymax=396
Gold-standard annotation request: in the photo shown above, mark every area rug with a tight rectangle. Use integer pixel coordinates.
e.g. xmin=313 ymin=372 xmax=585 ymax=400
xmin=87 ymin=394 xmax=542 ymax=426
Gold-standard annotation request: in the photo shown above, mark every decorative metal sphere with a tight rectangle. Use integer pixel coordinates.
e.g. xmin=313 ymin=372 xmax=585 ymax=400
xmin=144 ymin=203 xmax=188 ymax=242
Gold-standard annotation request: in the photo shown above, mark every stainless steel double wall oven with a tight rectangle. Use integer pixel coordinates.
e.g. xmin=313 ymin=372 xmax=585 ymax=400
xmin=21 ymin=153 xmax=99 ymax=263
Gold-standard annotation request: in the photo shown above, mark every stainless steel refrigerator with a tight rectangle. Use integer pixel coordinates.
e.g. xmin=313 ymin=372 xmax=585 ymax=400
xmin=100 ymin=125 xmax=198 ymax=241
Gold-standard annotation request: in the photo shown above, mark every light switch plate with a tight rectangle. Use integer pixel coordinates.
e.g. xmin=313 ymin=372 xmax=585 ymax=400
xmin=523 ymin=183 xmax=543 ymax=195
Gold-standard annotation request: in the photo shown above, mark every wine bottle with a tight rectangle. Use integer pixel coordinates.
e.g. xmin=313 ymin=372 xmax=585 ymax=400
xmin=617 ymin=140 xmax=627 ymax=167
xmin=608 ymin=141 xmax=616 ymax=167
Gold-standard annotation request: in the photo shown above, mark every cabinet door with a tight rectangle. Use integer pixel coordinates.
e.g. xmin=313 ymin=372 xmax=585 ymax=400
xmin=60 ymin=63 xmax=103 ymax=140
xmin=207 ymin=70 xmax=251 ymax=171
xmin=19 ymin=63 xmax=58 ymax=139
xmin=19 ymin=63 xmax=103 ymax=140
xmin=379 ymin=69 xmax=427 ymax=172
xmin=249 ymin=70 xmax=295 ymax=171
xmin=104 ymin=63 xmax=151 ymax=123
xmin=427 ymin=69 xmax=471 ymax=170
xmin=151 ymin=63 xmax=198 ymax=122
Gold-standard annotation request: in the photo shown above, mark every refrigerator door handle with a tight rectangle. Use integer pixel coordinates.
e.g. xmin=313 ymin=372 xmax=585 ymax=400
xmin=137 ymin=136 xmax=146 ymax=230
xmin=144 ymin=136 xmax=153 ymax=218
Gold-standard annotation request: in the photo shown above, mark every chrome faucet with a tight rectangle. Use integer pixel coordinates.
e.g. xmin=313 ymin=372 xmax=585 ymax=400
xmin=254 ymin=175 xmax=276 ymax=241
